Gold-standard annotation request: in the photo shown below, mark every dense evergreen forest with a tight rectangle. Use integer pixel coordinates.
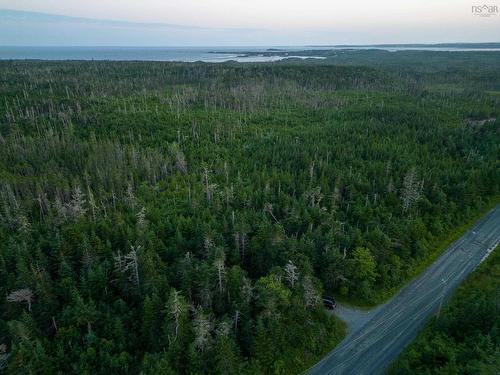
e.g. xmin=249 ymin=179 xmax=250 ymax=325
xmin=0 ymin=51 xmax=499 ymax=374
xmin=389 ymin=245 xmax=500 ymax=374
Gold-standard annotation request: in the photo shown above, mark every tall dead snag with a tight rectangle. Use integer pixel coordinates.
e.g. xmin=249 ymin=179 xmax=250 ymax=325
xmin=234 ymin=232 xmax=248 ymax=261
xmin=240 ymin=276 xmax=253 ymax=305
xmin=168 ymin=289 xmax=187 ymax=342
xmin=114 ymin=245 xmax=141 ymax=289
xmin=193 ymin=308 xmax=211 ymax=352
xmin=401 ymin=168 xmax=423 ymax=212
xmin=284 ymin=260 xmax=299 ymax=288
xmin=213 ymin=251 xmax=226 ymax=294
xmin=302 ymin=276 xmax=320 ymax=309
xmin=68 ymin=185 xmax=87 ymax=219
xmin=264 ymin=203 xmax=278 ymax=223
xmin=136 ymin=207 xmax=148 ymax=230
xmin=175 ymin=148 xmax=188 ymax=173
xmin=202 ymin=167 xmax=217 ymax=204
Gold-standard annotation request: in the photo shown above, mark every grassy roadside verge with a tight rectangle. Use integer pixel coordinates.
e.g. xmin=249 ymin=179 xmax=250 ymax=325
xmin=336 ymin=196 xmax=499 ymax=309
xmin=294 ymin=316 xmax=347 ymax=374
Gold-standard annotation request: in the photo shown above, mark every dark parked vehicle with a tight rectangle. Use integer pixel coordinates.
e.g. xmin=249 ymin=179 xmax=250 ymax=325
xmin=323 ymin=296 xmax=337 ymax=310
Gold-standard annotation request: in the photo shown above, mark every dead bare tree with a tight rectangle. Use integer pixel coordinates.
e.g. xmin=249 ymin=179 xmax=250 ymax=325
xmin=213 ymin=251 xmax=226 ymax=294
xmin=203 ymin=235 xmax=214 ymax=258
xmin=304 ymin=186 xmax=323 ymax=208
xmin=302 ymin=276 xmax=320 ymax=309
xmin=6 ymin=288 xmax=34 ymax=311
xmin=401 ymin=168 xmax=423 ymax=212
xmin=175 ymin=148 xmax=188 ymax=173
xmin=168 ymin=289 xmax=187 ymax=342
xmin=240 ymin=277 xmax=253 ymax=305
xmin=234 ymin=231 xmax=248 ymax=261
xmin=233 ymin=310 xmax=241 ymax=332
xmin=125 ymin=182 xmax=136 ymax=209
xmin=284 ymin=260 xmax=299 ymax=288
xmin=264 ymin=202 xmax=279 ymax=223
xmin=202 ymin=167 xmax=217 ymax=203
xmin=193 ymin=308 xmax=211 ymax=352
xmin=136 ymin=207 xmax=148 ymax=230
xmin=87 ymin=186 xmax=97 ymax=221
xmin=114 ymin=245 xmax=141 ymax=289
xmin=68 ymin=185 xmax=87 ymax=219
xmin=216 ymin=320 xmax=230 ymax=339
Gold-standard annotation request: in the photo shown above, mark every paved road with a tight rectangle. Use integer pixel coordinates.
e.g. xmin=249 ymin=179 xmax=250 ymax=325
xmin=307 ymin=205 xmax=500 ymax=375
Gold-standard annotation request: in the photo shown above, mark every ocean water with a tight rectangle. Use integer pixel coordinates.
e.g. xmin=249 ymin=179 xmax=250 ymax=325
xmin=0 ymin=46 xmax=499 ymax=62
xmin=0 ymin=46 xmax=325 ymax=62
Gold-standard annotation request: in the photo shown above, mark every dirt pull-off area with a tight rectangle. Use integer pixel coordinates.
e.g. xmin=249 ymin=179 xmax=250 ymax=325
xmin=333 ymin=304 xmax=381 ymax=335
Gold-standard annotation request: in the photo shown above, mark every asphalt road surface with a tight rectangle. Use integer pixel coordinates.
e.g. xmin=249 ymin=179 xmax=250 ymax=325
xmin=307 ymin=204 xmax=500 ymax=375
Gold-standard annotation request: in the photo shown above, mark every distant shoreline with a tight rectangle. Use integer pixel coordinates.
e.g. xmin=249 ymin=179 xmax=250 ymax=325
xmin=307 ymin=42 xmax=500 ymax=49
xmin=2 ymin=45 xmax=500 ymax=63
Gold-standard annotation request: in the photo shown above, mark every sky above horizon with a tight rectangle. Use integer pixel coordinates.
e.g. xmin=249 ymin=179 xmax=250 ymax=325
xmin=1 ymin=0 xmax=499 ymax=45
